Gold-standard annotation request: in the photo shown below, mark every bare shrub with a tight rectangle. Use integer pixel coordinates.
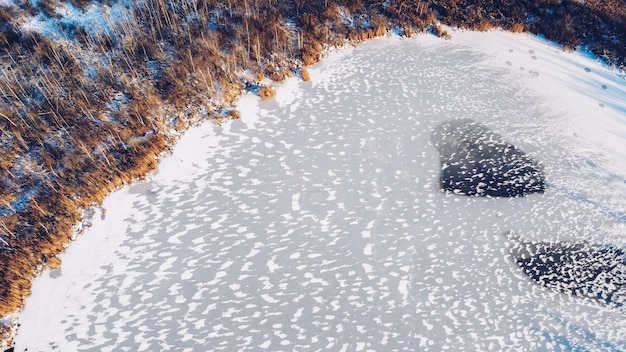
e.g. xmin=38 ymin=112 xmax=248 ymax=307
xmin=301 ymin=67 xmax=310 ymax=81
xmin=434 ymin=25 xmax=451 ymax=40
xmin=271 ymin=71 xmax=287 ymax=82
xmin=258 ymin=85 xmax=276 ymax=100
xmin=510 ymin=23 xmax=525 ymax=33
xmin=70 ymin=0 xmax=92 ymax=10
xmin=404 ymin=27 xmax=417 ymax=37
xmin=371 ymin=15 xmax=387 ymax=37
xmin=47 ymin=256 xmax=61 ymax=269
xmin=37 ymin=0 xmax=58 ymax=18
xmin=229 ymin=110 xmax=241 ymax=119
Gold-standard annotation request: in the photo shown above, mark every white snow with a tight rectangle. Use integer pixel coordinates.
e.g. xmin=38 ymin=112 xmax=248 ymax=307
xmin=13 ymin=30 xmax=626 ymax=351
xmin=363 ymin=243 xmax=374 ymax=255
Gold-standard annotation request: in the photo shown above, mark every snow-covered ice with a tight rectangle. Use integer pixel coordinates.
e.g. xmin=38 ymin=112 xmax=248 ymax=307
xmin=14 ymin=31 xmax=626 ymax=351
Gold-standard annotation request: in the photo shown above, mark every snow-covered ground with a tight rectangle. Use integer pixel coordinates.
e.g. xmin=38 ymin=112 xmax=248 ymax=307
xmin=14 ymin=31 xmax=626 ymax=351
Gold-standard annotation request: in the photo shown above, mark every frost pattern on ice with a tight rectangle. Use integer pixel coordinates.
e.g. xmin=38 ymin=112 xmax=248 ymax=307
xmin=508 ymin=236 xmax=626 ymax=307
xmin=432 ymin=118 xmax=545 ymax=197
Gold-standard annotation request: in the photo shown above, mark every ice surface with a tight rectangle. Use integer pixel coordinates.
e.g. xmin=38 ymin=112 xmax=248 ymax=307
xmin=14 ymin=31 xmax=626 ymax=351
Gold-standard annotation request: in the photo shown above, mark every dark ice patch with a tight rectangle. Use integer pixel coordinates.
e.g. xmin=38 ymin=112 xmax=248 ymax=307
xmin=509 ymin=238 xmax=626 ymax=307
xmin=431 ymin=119 xmax=545 ymax=197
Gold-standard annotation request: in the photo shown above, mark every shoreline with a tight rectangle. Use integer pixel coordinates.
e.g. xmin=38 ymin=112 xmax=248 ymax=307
xmin=1 ymin=0 xmax=626 ymax=348
xmin=3 ymin=27 xmax=626 ymax=349
xmin=11 ymin=30 xmax=626 ymax=350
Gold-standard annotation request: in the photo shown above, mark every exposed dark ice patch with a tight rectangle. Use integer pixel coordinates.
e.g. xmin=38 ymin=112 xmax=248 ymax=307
xmin=432 ymin=119 xmax=545 ymax=197
xmin=509 ymin=237 xmax=626 ymax=307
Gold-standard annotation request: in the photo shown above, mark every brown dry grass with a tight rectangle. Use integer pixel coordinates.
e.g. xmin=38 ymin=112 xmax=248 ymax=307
xmin=258 ymin=85 xmax=276 ymax=100
xmin=270 ymin=71 xmax=287 ymax=82
xmin=301 ymin=67 xmax=310 ymax=81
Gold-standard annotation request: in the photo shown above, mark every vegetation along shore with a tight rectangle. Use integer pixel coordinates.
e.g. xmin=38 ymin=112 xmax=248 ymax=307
xmin=0 ymin=0 xmax=625 ymax=345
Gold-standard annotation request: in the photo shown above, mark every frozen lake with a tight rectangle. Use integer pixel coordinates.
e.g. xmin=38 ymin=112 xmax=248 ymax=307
xmin=14 ymin=31 xmax=626 ymax=351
